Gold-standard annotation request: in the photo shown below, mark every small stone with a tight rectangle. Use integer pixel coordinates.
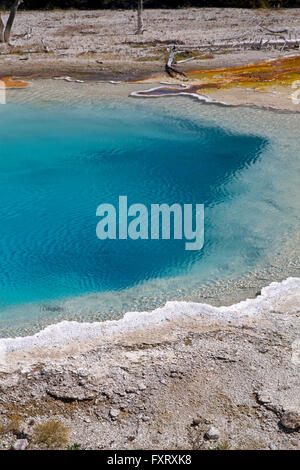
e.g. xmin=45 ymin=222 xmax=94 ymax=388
xmin=193 ymin=418 xmax=201 ymax=426
xmin=269 ymin=443 xmax=278 ymax=450
xmin=46 ymin=386 xmax=96 ymax=401
xmin=259 ymin=348 xmax=268 ymax=354
xmin=138 ymin=383 xmax=147 ymax=391
xmin=77 ymin=368 xmax=88 ymax=378
xmin=109 ymin=408 xmax=120 ymax=419
xmin=17 ymin=424 xmax=31 ymax=439
xmin=11 ymin=439 xmax=28 ymax=451
xmin=257 ymin=393 xmax=271 ymax=404
xmin=280 ymin=411 xmax=300 ymax=431
xmin=291 ymin=438 xmax=299 ymax=447
xmin=125 ymin=387 xmax=137 ymax=394
xmin=204 ymin=426 xmax=220 ymax=441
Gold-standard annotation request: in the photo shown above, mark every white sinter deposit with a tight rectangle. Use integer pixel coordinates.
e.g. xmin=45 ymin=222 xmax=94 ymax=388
xmin=1 ymin=277 xmax=299 ymax=355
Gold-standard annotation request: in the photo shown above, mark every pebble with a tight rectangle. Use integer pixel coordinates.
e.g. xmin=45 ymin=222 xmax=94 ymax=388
xmin=204 ymin=426 xmax=220 ymax=441
xmin=125 ymin=387 xmax=137 ymax=394
xmin=280 ymin=411 xmax=300 ymax=431
xmin=11 ymin=439 xmax=28 ymax=451
xmin=77 ymin=368 xmax=88 ymax=378
xmin=269 ymin=443 xmax=278 ymax=450
xmin=109 ymin=408 xmax=120 ymax=419
xmin=193 ymin=418 xmax=201 ymax=426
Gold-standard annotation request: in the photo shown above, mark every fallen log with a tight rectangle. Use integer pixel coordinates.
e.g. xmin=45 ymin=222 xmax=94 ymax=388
xmin=172 ymin=39 xmax=300 ymax=50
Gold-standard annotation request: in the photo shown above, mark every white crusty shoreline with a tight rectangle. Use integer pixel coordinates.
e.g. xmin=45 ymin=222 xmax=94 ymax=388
xmin=1 ymin=277 xmax=299 ymax=356
xmin=1 ymin=275 xmax=299 ymax=450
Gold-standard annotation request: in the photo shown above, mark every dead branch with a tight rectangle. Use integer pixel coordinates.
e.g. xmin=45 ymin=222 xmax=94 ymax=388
xmin=175 ymin=56 xmax=197 ymax=64
xmin=41 ymin=39 xmax=49 ymax=53
xmin=24 ymin=27 xmax=32 ymax=40
xmin=259 ymin=26 xmax=289 ymax=35
xmin=165 ymin=47 xmax=187 ymax=80
xmin=170 ymin=39 xmax=300 ymax=51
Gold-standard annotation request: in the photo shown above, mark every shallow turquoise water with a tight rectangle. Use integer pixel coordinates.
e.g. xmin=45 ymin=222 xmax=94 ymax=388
xmin=0 ymin=87 xmax=299 ymax=335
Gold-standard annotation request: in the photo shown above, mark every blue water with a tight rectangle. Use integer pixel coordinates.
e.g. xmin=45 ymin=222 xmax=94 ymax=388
xmin=2 ymin=96 xmax=296 ymax=333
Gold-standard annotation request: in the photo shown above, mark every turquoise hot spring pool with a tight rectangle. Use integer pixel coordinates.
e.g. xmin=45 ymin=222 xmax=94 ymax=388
xmin=0 ymin=81 xmax=299 ymax=336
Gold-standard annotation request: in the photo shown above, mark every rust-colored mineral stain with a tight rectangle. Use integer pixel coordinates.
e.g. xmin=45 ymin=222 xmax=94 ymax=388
xmin=0 ymin=76 xmax=29 ymax=88
xmin=186 ymin=56 xmax=300 ymax=91
xmin=133 ymin=56 xmax=300 ymax=99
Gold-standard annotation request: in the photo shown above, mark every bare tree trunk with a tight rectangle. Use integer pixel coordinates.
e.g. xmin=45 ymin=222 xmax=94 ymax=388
xmin=0 ymin=14 xmax=5 ymax=42
xmin=136 ymin=0 xmax=143 ymax=35
xmin=3 ymin=0 xmax=23 ymax=43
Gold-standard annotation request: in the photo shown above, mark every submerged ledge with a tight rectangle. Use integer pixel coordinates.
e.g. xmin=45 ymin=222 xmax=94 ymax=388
xmin=1 ymin=277 xmax=299 ymax=358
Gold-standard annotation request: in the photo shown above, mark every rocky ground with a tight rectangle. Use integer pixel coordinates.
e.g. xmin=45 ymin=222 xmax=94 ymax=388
xmin=1 ymin=8 xmax=299 ymax=110
xmin=0 ymin=8 xmax=299 ymax=79
xmin=0 ymin=281 xmax=299 ymax=450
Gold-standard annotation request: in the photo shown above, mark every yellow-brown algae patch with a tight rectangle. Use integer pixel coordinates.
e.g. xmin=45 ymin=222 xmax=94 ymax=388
xmin=186 ymin=56 xmax=300 ymax=92
xmin=130 ymin=56 xmax=300 ymax=110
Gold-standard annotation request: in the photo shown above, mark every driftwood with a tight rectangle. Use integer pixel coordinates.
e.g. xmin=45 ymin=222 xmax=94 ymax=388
xmin=164 ymin=25 xmax=300 ymax=82
xmin=260 ymin=26 xmax=289 ymax=35
xmin=175 ymin=56 xmax=197 ymax=64
xmin=41 ymin=39 xmax=49 ymax=53
xmin=166 ymin=24 xmax=300 ymax=54
xmin=177 ymin=39 xmax=300 ymax=51
xmin=158 ymin=26 xmax=300 ymax=74
xmin=23 ymin=27 xmax=32 ymax=40
xmin=165 ymin=47 xmax=187 ymax=79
